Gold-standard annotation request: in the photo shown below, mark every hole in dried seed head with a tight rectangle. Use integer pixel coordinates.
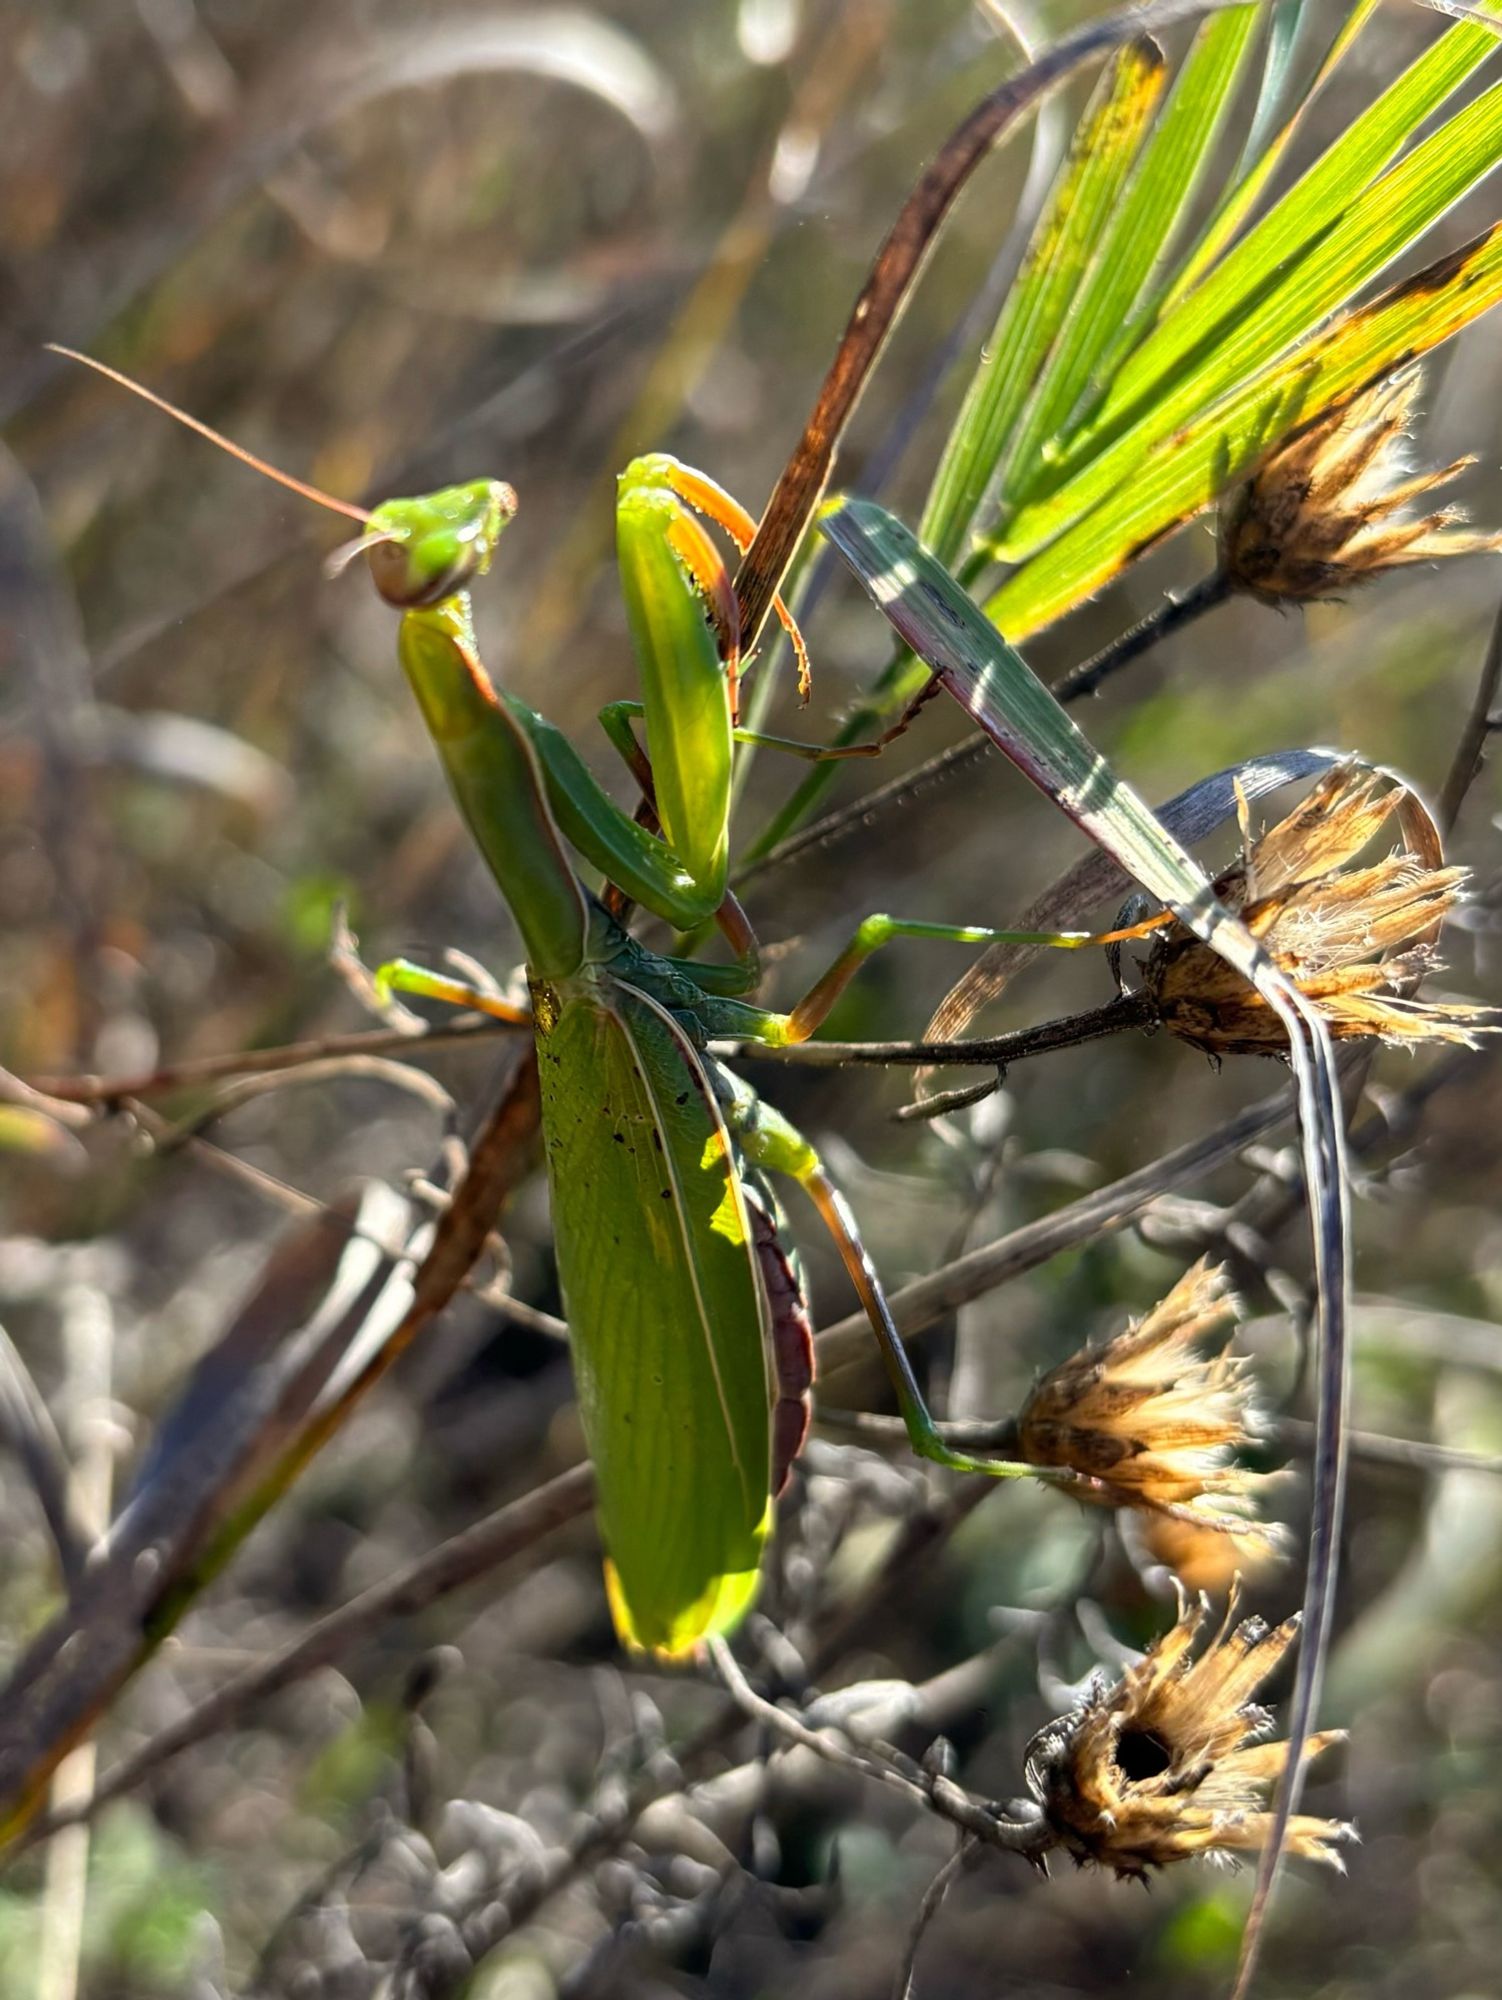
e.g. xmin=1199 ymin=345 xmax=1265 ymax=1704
xmin=1115 ymin=1728 xmax=1173 ymax=1783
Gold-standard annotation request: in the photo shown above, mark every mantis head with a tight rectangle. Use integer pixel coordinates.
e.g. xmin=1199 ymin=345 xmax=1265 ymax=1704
xmin=362 ymin=481 xmax=519 ymax=608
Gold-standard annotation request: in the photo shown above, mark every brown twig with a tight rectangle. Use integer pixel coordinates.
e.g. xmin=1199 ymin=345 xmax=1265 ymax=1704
xmin=707 ymin=1637 xmax=1050 ymax=1857
xmin=1438 ymin=587 xmax=1502 ymax=832
xmin=24 ymin=1016 xmax=520 ymax=1107
xmin=723 ymin=993 xmax=1151 ymax=1071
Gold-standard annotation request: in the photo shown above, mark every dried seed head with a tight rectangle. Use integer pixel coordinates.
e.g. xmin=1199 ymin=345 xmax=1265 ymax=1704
xmin=1017 ymin=1260 xmax=1281 ymax=1550
xmin=1225 ymin=368 xmax=1501 ymax=604
xmin=1143 ymin=763 xmax=1493 ymax=1057
xmin=1125 ymin=1506 xmax=1284 ymax=1596
xmin=1026 ymin=1594 xmax=1353 ymax=1876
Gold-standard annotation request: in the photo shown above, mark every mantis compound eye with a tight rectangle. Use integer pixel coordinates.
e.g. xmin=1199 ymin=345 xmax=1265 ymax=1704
xmin=363 ymin=533 xmax=468 ymax=608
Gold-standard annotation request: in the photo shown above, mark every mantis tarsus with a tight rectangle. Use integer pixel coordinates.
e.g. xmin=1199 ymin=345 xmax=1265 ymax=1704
xmin=50 ymin=347 xmax=1160 ymax=1658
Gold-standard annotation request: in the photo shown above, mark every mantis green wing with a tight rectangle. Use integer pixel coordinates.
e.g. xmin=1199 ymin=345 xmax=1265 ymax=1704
xmin=534 ymin=976 xmax=773 ymax=1657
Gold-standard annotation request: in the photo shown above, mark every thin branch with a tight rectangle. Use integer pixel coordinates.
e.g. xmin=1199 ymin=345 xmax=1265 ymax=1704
xmin=122 ymin=1096 xmax=326 ymax=1219
xmin=821 ymin=1404 xmax=1502 ymax=1481
xmin=743 ymin=559 xmax=1236 ymax=890
xmin=1438 ymin=586 xmax=1502 ymax=832
xmin=723 ymin=994 xmax=1150 ymax=1072
xmin=1278 ymin=1417 xmax=1502 ymax=1479
xmin=1048 ymin=571 xmax=1232 ymax=703
xmin=706 ymin=1638 xmax=1049 ymax=1858
xmin=24 ymin=1016 xmax=520 ymax=1107
xmin=817 ymin=1407 xmax=1020 ymax=1454
xmin=0 ymin=1068 xmax=93 ymax=1130
xmin=147 ymin=1054 xmax=457 ymax=1150
xmin=738 ymin=729 xmax=1000 ymax=885
xmin=894 ymin=1842 xmax=976 ymax=2000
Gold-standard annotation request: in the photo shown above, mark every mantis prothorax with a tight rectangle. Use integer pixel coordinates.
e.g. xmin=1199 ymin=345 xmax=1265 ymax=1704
xmin=53 ymin=346 xmax=1166 ymax=1656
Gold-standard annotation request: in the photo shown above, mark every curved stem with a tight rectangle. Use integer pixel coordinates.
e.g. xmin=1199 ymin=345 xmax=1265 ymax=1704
xmin=1049 ymin=569 xmax=1232 ymax=702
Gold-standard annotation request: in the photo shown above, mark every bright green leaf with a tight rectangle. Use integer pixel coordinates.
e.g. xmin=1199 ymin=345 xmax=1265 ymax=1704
xmin=1011 ymin=0 xmax=1502 ymax=545
xmin=1002 ymin=6 xmax=1260 ymax=508
xmin=1158 ymin=0 xmax=1381 ymax=310
xmin=985 ymin=220 xmax=1502 ymax=639
xmin=919 ymin=37 xmax=1167 ymax=565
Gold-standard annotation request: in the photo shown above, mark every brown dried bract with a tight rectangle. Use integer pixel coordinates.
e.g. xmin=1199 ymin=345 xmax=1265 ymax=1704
xmin=1025 ymin=1594 xmax=1353 ymax=1876
xmin=1017 ymin=1260 xmax=1281 ymax=1552
xmin=1124 ymin=1507 xmax=1283 ymax=1597
xmin=1225 ymin=368 xmax=1502 ymax=604
xmin=1142 ymin=764 xmax=1492 ymax=1057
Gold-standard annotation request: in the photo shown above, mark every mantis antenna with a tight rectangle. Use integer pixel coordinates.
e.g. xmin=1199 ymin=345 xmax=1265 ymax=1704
xmin=45 ymin=345 xmax=375 ymax=527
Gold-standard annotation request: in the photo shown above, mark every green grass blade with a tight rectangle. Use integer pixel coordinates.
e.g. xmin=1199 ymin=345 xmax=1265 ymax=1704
xmin=1238 ymin=0 xmax=1311 ymax=168
xmin=1159 ymin=0 xmax=1381 ymax=309
xmin=918 ymin=37 xmax=1168 ymax=566
xmin=984 ymin=219 xmax=1502 ymax=638
xmin=819 ymin=498 xmax=1350 ymax=1996
xmin=823 ymin=499 xmax=1255 ymax=922
xmin=1001 ymin=7 xmax=1260 ymax=509
xmin=1009 ymin=1 xmax=1502 ymax=542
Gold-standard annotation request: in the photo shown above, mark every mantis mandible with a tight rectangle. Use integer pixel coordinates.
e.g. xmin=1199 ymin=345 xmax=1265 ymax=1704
xmin=52 ymin=348 xmax=1158 ymax=1657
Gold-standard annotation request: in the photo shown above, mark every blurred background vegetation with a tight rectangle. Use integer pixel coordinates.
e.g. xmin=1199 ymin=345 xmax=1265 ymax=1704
xmin=3 ymin=0 xmax=1502 ymax=1994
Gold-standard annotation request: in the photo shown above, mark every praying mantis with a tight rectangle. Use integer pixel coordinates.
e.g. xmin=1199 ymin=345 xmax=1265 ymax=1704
xmin=51 ymin=349 xmax=1154 ymax=1658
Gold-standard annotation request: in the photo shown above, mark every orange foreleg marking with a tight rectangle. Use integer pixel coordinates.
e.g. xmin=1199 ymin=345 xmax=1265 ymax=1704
xmin=666 ymin=509 xmax=743 ymax=719
xmin=662 ymin=463 xmax=811 ymax=704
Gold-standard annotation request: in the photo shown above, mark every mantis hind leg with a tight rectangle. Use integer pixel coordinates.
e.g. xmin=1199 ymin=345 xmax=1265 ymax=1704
xmin=767 ymin=909 xmax=1172 ymax=1045
xmin=719 ymin=1075 xmax=1053 ymax=1484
